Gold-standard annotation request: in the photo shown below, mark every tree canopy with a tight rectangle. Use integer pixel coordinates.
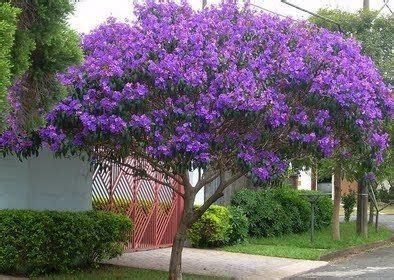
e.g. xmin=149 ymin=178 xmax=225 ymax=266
xmin=1 ymin=1 xmax=391 ymax=178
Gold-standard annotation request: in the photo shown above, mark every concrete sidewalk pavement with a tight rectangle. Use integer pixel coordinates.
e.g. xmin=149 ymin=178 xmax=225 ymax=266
xmin=107 ymin=247 xmax=328 ymax=280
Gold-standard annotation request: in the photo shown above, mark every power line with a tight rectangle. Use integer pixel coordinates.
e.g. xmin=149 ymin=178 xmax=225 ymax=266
xmin=280 ymin=0 xmax=343 ymax=32
xmin=377 ymin=0 xmax=393 ymax=15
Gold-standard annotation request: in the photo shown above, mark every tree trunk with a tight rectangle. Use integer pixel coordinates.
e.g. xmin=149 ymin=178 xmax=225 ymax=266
xmin=168 ymin=191 xmax=194 ymax=280
xmin=332 ymin=164 xmax=341 ymax=241
xmin=290 ymin=173 xmax=299 ymax=189
xmin=168 ymin=220 xmax=188 ymax=280
xmin=311 ymin=164 xmax=317 ymax=191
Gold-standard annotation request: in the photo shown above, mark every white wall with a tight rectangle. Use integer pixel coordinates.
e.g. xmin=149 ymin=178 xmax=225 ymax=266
xmin=0 ymin=149 xmax=92 ymax=211
xmin=298 ymin=170 xmax=312 ymax=190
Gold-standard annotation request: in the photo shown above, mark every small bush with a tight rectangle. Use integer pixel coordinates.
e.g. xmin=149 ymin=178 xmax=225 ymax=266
xmin=0 ymin=210 xmax=132 ymax=276
xmin=228 ymin=206 xmax=249 ymax=244
xmin=232 ymin=187 xmax=333 ymax=237
xmin=342 ymin=190 xmax=356 ymax=222
xmin=188 ymin=205 xmax=231 ymax=248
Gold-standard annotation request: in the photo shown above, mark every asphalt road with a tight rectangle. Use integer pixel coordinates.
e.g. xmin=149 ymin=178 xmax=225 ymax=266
xmin=377 ymin=215 xmax=394 ymax=231
xmin=289 ymin=245 xmax=394 ymax=279
xmin=289 ymin=215 xmax=394 ymax=280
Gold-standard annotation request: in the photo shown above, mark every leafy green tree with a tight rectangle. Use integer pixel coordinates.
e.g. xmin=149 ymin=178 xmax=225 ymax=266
xmin=0 ymin=0 xmax=82 ymax=132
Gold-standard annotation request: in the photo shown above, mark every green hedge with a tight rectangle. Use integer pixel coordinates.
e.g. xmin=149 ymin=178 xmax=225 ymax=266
xmin=232 ymin=187 xmax=332 ymax=237
xmin=0 ymin=210 xmax=132 ymax=276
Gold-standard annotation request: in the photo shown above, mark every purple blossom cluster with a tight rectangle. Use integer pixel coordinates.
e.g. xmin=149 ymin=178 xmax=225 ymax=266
xmin=2 ymin=1 xmax=392 ymax=180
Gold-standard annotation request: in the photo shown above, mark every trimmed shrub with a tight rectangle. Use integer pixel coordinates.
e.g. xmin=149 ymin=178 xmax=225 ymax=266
xmin=232 ymin=187 xmax=333 ymax=237
xmin=228 ymin=206 xmax=249 ymax=244
xmin=0 ymin=210 xmax=132 ymax=276
xmin=342 ymin=190 xmax=356 ymax=222
xmin=188 ymin=205 xmax=231 ymax=248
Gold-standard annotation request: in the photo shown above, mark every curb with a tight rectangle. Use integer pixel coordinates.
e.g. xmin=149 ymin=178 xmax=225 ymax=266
xmin=319 ymin=235 xmax=394 ymax=261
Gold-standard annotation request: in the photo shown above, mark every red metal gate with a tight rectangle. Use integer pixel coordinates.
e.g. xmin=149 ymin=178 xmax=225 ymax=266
xmin=92 ymin=158 xmax=183 ymax=251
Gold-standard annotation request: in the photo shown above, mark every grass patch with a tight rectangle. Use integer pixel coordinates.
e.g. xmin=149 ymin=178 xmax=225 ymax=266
xmin=34 ymin=266 xmax=227 ymax=280
xmin=221 ymin=222 xmax=393 ymax=260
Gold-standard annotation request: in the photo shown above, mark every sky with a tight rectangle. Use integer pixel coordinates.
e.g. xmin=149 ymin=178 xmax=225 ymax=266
xmin=69 ymin=0 xmax=392 ymax=33
xmin=69 ymin=0 xmax=391 ymax=204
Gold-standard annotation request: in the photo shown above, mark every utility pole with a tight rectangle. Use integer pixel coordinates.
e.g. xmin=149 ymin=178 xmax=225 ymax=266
xmin=202 ymin=0 xmax=207 ymax=9
xmin=354 ymin=0 xmax=371 ymax=239
xmin=357 ymin=178 xmax=369 ymax=237
xmin=363 ymin=0 xmax=370 ymax=11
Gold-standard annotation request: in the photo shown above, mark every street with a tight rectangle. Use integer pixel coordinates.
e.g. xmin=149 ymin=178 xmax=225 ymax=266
xmin=290 ymin=215 xmax=394 ymax=279
xmin=289 ymin=245 xmax=394 ymax=279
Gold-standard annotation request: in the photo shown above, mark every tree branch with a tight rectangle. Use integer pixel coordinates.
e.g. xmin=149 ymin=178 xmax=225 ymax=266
xmin=192 ymin=171 xmax=246 ymax=222
xmin=194 ymin=169 xmax=220 ymax=193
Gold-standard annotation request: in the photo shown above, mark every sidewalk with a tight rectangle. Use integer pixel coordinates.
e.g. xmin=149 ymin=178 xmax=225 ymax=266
xmin=107 ymin=247 xmax=328 ymax=280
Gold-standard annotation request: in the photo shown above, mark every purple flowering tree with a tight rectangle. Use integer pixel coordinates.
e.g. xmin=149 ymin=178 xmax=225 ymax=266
xmin=1 ymin=1 xmax=392 ymax=279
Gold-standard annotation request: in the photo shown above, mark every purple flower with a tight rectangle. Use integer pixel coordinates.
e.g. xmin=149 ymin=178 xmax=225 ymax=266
xmin=364 ymin=172 xmax=376 ymax=182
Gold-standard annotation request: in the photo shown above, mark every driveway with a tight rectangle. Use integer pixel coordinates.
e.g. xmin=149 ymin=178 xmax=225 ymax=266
xmin=108 ymin=248 xmax=327 ymax=280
